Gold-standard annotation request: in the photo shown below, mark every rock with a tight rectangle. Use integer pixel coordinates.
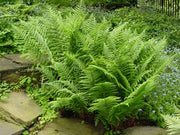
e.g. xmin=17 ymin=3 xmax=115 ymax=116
xmin=38 ymin=117 xmax=104 ymax=135
xmin=1 ymin=70 xmax=41 ymax=84
xmin=0 ymin=54 xmax=33 ymax=82
xmin=124 ymin=126 xmax=168 ymax=135
xmin=0 ymin=92 xmax=42 ymax=126
xmin=0 ymin=58 xmax=30 ymax=83
xmin=0 ymin=109 xmax=20 ymax=126
xmin=0 ymin=57 xmax=24 ymax=73
xmin=4 ymin=54 xmax=33 ymax=65
xmin=0 ymin=119 xmax=24 ymax=135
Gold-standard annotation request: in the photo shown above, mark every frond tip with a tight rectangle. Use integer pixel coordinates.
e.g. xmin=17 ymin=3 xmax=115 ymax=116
xmin=163 ymin=115 xmax=180 ymax=135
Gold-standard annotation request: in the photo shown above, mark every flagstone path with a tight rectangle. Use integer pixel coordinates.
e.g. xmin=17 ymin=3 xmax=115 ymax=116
xmin=0 ymin=54 xmax=41 ymax=135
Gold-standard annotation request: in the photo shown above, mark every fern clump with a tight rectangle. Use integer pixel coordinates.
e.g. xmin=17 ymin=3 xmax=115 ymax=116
xmin=14 ymin=7 xmax=174 ymax=129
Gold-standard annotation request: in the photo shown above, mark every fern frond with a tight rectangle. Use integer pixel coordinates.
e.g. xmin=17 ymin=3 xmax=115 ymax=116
xmin=50 ymin=97 xmax=71 ymax=109
xmin=89 ymin=96 xmax=120 ymax=126
xmin=37 ymin=65 xmax=56 ymax=82
xmin=88 ymin=82 xmax=118 ymax=99
xmin=108 ymin=77 xmax=156 ymax=126
xmin=89 ymin=65 xmax=129 ymax=93
xmin=163 ymin=115 xmax=180 ymax=135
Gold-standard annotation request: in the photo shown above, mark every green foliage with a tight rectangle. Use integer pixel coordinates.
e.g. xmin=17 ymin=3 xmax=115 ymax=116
xmin=89 ymin=96 xmax=120 ymax=128
xmin=165 ymin=116 xmax=180 ymax=135
xmin=85 ymin=0 xmax=137 ymax=7
xmin=86 ymin=0 xmax=128 ymax=4
xmin=0 ymin=0 xmax=19 ymax=6
xmin=144 ymin=71 xmax=180 ymax=125
xmin=0 ymin=3 xmax=44 ymax=54
xmin=110 ymin=7 xmax=180 ymax=49
xmin=37 ymin=0 xmax=136 ymax=8
xmin=22 ymin=130 xmax=29 ymax=135
xmin=103 ymin=7 xmax=180 ymax=128
xmin=51 ymin=93 xmax=88 ymax=114
xmin=19 ymin=76 xmax=37 ymax=91
xmin=14 ymin=7 xmax=174 ymax=129
xmin=45 ymin=0 xmax=79 ymax=7
xmin=0 ymin=19 xmax=14 ymax=54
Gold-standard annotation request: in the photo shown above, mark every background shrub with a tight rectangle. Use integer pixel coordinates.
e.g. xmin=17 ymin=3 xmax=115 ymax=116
xmin=0 ymin=2 xmax=44 ymax=54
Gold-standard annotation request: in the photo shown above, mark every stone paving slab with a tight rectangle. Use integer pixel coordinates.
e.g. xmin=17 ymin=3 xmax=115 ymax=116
xmin=4 ymin=54 xmax=33 ymax=65
xmin=124 ymin=126 xmax=168 ymax=135
xmin=0 ymin=54 xmax=32 ymax=74
xmin=0 ymin=92 xmax=42 ymax=126
xmin=0 ymin=58 xmax=24 ymax=73
xmin=38 ymin=117 xmax=104 ymax=135
xmin=0 ymin=119 xmax=24 ymax=135
xmin=0 ymin=108 xmax=20 ymax=126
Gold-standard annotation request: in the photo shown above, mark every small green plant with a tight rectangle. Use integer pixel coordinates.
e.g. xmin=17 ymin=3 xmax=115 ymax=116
xmin=22 ymin=130 xmax=29 ymax=135
xmin=19 ymin=76 xmax=37 ymax=91
xmin=0 ymin=82 xmax=11 ymax=100
xmin=0 ymin=81 xmax=19 ymax=99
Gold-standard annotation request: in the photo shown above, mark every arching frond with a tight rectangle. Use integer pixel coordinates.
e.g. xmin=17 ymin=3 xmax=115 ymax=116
xmin=89 ymin=96 xmax=120 ymax=126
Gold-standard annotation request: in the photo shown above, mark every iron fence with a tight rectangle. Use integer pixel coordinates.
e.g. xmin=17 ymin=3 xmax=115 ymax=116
xmin=138 ymin=0 xmax=180 ymax=17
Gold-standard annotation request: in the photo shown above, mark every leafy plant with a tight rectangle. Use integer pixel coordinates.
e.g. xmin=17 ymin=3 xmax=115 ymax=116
xmin=19 ymin=76 xmax=37 ymax=91
xmin=14 ymin=7 xmax=175 ymax=130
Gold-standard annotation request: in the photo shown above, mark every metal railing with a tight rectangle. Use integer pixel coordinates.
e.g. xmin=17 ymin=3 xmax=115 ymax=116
xmin=138 ymin=0 xmax=180 ymax=17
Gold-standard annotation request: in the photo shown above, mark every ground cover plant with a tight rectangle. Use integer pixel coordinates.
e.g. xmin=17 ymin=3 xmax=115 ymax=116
xmin=13 ymin=6 xmax=178 ymax=132
xmin=0 ymin=81 xmax=20 ymax=100
xmin=37 ymin=0 xmax=137 ymax=8
xmin=0 ymin=82 xmax=11 ymax=100
xmin=109 ymin=7 xmax=180 ymax=49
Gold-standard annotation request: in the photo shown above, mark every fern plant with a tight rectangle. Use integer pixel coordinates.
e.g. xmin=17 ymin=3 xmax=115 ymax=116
xmin=14 ymin=7 xmax=174 ymax=129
